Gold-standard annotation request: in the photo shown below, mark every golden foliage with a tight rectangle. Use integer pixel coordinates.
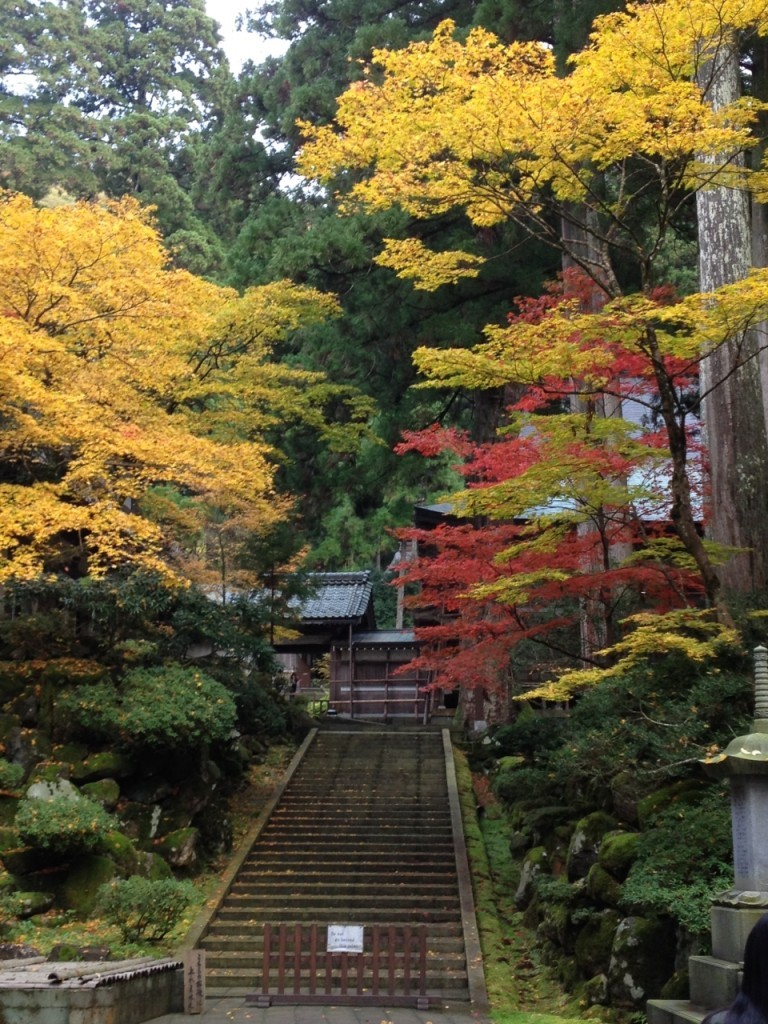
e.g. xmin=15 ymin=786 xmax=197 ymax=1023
xmin=374 ymin=238 xmax=483 ymax=290
xmin=0 ymin=193 xmax=358 ymax=583
xmin=522 ymin=610 xmax=742 ymax=701
xmin=298 ymin=1 xmax=768 ymax=279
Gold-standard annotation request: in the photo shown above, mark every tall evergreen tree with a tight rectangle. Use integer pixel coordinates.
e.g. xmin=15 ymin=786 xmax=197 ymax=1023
xmin=2 ymin=0 xmax=234 ymax=274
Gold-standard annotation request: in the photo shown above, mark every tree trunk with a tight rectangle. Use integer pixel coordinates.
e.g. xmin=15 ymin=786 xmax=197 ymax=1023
xmin=750 ymin=36 xmax=768 ymax=442
xmin=697 ymin=35 xmax=768 ymax=594
xmin=561 ymin=208 xmax=630 ymax=656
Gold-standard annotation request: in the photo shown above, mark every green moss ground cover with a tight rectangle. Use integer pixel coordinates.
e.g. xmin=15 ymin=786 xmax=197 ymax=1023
xmin=453 ymin=744 xmax=605 ymax=1024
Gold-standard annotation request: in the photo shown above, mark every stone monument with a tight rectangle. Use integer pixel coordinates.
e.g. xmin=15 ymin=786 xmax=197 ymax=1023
xmin=647 ymin=646 xmax=768 ymax=1024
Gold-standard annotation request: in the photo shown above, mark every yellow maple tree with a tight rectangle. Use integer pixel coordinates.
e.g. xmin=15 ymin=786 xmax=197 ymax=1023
xmin=298 ymin=2 xmax=768 ymax=290
xmin=0 ymin=193 xmax=368 ymax=584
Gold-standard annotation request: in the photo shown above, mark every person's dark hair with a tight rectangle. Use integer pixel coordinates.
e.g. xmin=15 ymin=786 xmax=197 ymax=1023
xmin=727 ymin=915 xmax=768 ymax=1024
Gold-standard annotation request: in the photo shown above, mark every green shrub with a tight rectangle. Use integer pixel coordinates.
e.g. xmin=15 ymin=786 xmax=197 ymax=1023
xmin=97 ymin=877 xmax=196 ymax=941
xmin=494 ymin=764 xmax=556 ymax=805
xmin=57 ymin=665 xmax=237 ymax=751
xmin=15 ymin=794 xmax=116 ymax=855
xmin=229 ymin=674 xmax=286 ymax=737
xmin=543 ymin=661 xmax=752 ymax=807
xmin=0 ymin=760 xmax=24 ymax=792
xmin=620 ymin=784 xmax=732 ymax=936
xmin=492 ymin=709 xmax=567 ymax=760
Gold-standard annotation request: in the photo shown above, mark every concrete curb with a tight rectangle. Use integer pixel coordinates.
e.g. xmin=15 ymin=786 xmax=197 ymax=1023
xmin=442 ymin=730 xmax=489 ymax=1017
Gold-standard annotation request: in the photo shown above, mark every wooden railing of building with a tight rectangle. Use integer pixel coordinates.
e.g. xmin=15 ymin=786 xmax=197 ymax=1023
xmin=330 ymin=645 xmax=432 ymax=722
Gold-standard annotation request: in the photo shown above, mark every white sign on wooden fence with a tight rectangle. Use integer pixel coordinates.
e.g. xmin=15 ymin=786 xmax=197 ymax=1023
xmin=327 ymin=924 xmax=364 ymax=953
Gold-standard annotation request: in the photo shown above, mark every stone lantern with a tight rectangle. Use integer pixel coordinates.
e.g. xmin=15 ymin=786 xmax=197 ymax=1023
xmin=648 ymin=646 xmax=768 ymax=1024
xmin=702 ymin=644 xmax=768 ymax=965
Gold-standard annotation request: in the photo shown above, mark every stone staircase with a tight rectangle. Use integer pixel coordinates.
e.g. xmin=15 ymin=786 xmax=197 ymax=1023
xmin=197 ymin=730 xmax=475 ymax=1004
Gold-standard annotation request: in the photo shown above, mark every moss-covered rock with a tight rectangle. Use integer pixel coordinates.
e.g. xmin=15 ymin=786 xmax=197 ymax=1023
xmin=582 ymin=972 xmax=609 ymax=1006
xmin=611 ymin=770 xmax=642 ymax=825
xmin=48 ymin=943 xmax=111 ymax=962
xmin=566 ymin=811 xmax=618 ymax=881
xmin=12 ymin=890 xmax=55 ymax=919
xmin=515 ymin=845 xmax=549 ymax=909
xmin=26 ymin=762 xmax=71 ymax=786
xmin=598 ymin=831 xmax=640 ymax=880
xmin=607 ymin=915 xmax=677 ymax=1007
xmin=2 ymin=846 xmax=61 ymax=876
xmin=135 ymin=851 xmax=173 ymax=880
xmin=46 ymin=942 xmax=80 ymax=961
xmin=98 ymin=831 xmax=139 ymax=876
xmin=537 ymin=901 xmax=572 ymax=950
xmin=637 ymin=780 xmax=708 ymax=829
xmin=660 ymin=969 xmax=690 ymax=1000
xmin=527 ymin=806 xmax=577 ymax=846
xmin=498 ymin=755 xmax=525 ymax=771
xmin=8 ymin=729 xmax=52 ymax=772
xmin=546 ymin=835 xmax=570 ymax=879
xmin=574 ymin=910 xmax=620 ymax=976
xmin=7 ymin=692 xmax=40 ymax=729
xmin=192 ymin=795 xmax=233 ymax=858
xmin=117 ymin=801 xmax=163 ymax=842
xmin=509 ymin=829 xmax=531 ymax=853
xmin=152 ymin=827 xmax=199 ymax=869
xmin=81 ymin=778 xmax=120 ymax=810
xmin=0 ymin=665 xmax=34 ymax=705
xmin=73 ymin=751 xmax=134 ymax=784
xmin=157 ymin=805 xmax=194 ymax=835
xmin=586 ymin=863 xmax=623 ymax=907
xmin=52 ymin=743 xmax=89 ymax=769
xmin=59 ymin=855 xmax=116 ymax=913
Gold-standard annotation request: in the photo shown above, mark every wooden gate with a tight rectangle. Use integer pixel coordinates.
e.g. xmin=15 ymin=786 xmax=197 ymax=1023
xmin=247 ymin=923 xmax=429 ymax=1008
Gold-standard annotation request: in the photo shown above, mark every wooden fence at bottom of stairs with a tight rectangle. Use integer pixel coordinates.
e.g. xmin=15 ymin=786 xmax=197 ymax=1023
xmin=246 ymin=923 xmax=429 ymax=1008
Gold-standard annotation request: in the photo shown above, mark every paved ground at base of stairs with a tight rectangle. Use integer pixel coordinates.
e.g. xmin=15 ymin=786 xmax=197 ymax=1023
xmin=152 ymin=995 xmax=490 ymax=1024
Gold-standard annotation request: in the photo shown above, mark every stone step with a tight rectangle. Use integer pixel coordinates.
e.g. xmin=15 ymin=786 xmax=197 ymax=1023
xmin=204 ymin=949 xmax=466 ymax=970
xmin=245 ymin=841 xmax=455 ymax=855
xmin=218 ymin=895 xmax=461 ymax=912
xmin=255 ymin=831 xmax=454 ymax=843
xmin=268 ymin=810 xmax=452 ymax=823
xmin=295 ymin=777 xmax=447 ymax=782
xmin=647 ymin=1000 xmax=707 ymax=1024
xmin=207 ymin=969 xmax=469 ymax=989
xmin=204 ymin=920 xmax=465 ymax=940
xmin=233 ymin=870 xmax=456 ymax=885
xmin=288 ymin=773 xmax=446 ymax=780
xmin=262 ymin=811 xmax=454 ymax=827
xmin=252 ymin=830 xmax=455 ymax=842
xmin=241 ymin=852 xmax=456 ymax=867
xmin=275 ymin=804 xmax=448 ymax=815
xmin=688 ymin=954 xmax=742 ymax=1009
xmin=208 ymin=982 xmax=471 ymax=1002
xmin=212 ymin=907 xmax=462 ymax=923
xmin=228 ymin=876 xmax=456 ymax=892
xmin=201 ymin=934 xmax=466 ymax=953
xmin=280 ymin=773 xmax=446 ymax=780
